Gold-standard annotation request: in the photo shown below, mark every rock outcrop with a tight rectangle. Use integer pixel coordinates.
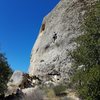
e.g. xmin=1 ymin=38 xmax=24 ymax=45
xmin=3 ymin=0 xmax=98 ymax=100
xmin=29 ymin=0 xmax=97 ymax=83
xmin=5 ymin=71 xmax=24 ymax=96
xmin=3 ymin=87 xmax=43 ymax=100
xmin=4 ymin=71 xmax=43 ymax=100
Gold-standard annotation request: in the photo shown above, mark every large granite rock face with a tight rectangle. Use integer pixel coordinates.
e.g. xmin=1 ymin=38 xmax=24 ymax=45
xmin=29 ymin=0 xmax=97 ymax=82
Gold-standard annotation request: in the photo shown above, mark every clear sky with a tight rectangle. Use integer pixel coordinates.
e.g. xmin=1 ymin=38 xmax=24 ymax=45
xmin=0 ymin=0 xmax=60 ymax=72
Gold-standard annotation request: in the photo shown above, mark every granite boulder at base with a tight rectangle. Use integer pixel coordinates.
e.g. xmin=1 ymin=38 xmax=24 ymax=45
xmin=5 ymin=71 xmax=43 ymax=100
xmin=29 ymin=0 xmax=97 ymax=83
xmin=5 ymin=71 xmax=24 ymax=96
xmin=4 ymin=87 xmax=43 ymax=100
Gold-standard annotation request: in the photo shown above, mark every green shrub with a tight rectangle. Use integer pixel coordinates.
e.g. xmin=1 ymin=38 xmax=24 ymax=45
xmin=70 ymin=1 xmax=100 ymax=100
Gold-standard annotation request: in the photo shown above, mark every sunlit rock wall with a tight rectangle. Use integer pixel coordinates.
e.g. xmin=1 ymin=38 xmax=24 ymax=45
xmin=29 ymin=0 xmax=97 ymax=82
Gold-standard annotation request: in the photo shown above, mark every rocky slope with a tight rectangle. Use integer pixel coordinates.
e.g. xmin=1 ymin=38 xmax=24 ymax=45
xmin=29 ymin=0 xmax=97 ymax=83
xmin=2 ymin=0 xmax=98 ymax=100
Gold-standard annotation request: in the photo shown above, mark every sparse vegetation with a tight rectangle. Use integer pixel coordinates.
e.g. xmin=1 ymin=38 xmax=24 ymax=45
xmin=53 ymin=85 xmax=67 ymax=96
xmin=43 ymin=85 xmax=67 ymax=100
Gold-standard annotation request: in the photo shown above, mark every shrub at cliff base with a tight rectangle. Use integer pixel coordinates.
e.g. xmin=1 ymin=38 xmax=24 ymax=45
xmin=71 ymin=1 xmax=100 ymax=100
xmin=0 ymin=52 xmax=13 ymax=95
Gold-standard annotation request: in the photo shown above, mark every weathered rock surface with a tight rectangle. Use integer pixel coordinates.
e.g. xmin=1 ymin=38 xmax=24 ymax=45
xmin=3 ymin=87 xmax=43 ymax=100
xmin=3 ymin=0 xmax=98 ymax=100
xmin=29 ymin=0 xmax=97 ymax=82
xmin=5 ymin=71 xmax=34 ymax=97
xmin=7 ymin=71 xmax=24 ymax=87
xmin=5 ymin=71 xmax=24 ymax=96
xmin=21 ymin=87 xmax=43 ymax=100
xmin=4 ymin=71 xmax=43 ymax=100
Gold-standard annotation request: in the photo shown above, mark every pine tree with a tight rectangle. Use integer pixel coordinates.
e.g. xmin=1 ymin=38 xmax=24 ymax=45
xmin=0 ymin=52 xmax=13 ymax=95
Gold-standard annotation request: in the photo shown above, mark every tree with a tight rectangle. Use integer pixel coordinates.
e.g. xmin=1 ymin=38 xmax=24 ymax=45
xmin=0 ymin=52 xmax=13 ymax=95
xmin=71 ymin=1 xmax=100 ymax=100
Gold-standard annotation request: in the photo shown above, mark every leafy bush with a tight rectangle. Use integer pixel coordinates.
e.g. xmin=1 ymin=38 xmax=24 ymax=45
xmin=70 ymin=1 xmax=100 ymax=100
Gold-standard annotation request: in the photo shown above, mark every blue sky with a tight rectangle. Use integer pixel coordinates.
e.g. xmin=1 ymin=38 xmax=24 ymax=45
xmin=0 ymin=0 xmax=60 ymax=72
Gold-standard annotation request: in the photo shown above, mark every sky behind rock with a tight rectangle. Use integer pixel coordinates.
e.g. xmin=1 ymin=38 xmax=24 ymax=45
xmin=0 ymin=0 xmax=60 ymax=72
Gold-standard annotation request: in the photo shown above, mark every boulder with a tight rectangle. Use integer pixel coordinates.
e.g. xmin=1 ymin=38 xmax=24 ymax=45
xmin=21 ymin=87 xmax=43 ymax=100
xmin=5 ymin=71 xmax=32 ymax=96
xmin=5 ymin=71 xmax=43 ymax=100
xmin=4 ymin=87 xmax=43 ymax=100
xmin=7 ymin=71 xmax=24 ymax=87
xmin=5 ymin=71 xmax=24 ymax=96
